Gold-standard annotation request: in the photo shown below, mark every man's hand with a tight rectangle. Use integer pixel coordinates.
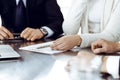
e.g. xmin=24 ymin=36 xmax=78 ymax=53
xmin=20 ymin=27 xmax=44 ymax=41
xmin=0 ymin=26 xmax=14 ymax=40
xmin=91 ymin=39 xmax=119 ymax=54
xmin=51 ymin=35 xmax=82 ymax=51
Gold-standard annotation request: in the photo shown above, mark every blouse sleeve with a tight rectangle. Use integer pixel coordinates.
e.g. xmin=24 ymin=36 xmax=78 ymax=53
xmin=62 ymin=0 xmax=88 ymax=35
xmin=80 ymin=1 xmax=120 ymax=48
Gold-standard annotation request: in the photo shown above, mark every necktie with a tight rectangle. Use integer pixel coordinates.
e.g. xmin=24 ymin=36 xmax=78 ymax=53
xmin=15 ymin=0 xmax=27 ymax=33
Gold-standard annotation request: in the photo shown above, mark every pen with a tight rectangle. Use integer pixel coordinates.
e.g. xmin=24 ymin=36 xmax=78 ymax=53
xmin=13 ymin=33 xmax=20 ymax=37
xmin=13 ymin=33 xmax=20 ymax=36
xmin=37 ymin=45 xmax=50 ymax=49
xmin=13 ymin=33 xmax=23 ymax=40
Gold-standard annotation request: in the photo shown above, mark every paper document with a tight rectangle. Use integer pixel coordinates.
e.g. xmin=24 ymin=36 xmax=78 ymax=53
xmin=19 ymin=41 xmax=65 ymax=54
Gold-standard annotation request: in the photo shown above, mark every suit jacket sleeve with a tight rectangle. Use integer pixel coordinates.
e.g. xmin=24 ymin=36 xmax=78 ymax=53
xmin=45 ymin=0 xmax=64 ymax=37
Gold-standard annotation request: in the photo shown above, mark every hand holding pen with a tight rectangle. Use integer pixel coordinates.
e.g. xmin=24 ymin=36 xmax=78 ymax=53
xmin=0 ymin=26 xmax=23 ymax=40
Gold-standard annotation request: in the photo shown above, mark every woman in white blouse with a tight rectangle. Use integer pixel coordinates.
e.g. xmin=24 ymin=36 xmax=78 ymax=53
xmin=51 ymin=0 xmax=120 ymax=51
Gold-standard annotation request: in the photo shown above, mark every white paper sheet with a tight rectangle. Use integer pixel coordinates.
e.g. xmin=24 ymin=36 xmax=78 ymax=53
xmin=19 ymin=41 xmax=65 ymax=54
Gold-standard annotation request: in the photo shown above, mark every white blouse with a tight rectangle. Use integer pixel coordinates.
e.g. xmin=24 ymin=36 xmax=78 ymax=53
xmin=63 ymin=0 xmax=120 ymax=78
xmin=63 ymin=0 xmax=120 ymax=48
xmin=88 ymin=0 xmax=104 ymax=33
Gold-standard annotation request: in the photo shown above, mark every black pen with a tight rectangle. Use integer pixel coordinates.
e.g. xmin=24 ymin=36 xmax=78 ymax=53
xmin=13 ymin=33 xmax=20 ymax=36
xmin=13 ymin=33 xmax=23 ymax=39
xmin=13 ymin=33 xmax=20 ymax=38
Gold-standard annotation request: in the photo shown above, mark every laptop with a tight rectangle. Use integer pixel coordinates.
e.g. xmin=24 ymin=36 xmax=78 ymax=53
xmin=0 ymin=45 xmax=21 ymax=61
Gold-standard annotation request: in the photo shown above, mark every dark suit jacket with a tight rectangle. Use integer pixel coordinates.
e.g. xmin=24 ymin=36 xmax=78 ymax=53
xmin=0 ymin=0 xmax=64 ymax=37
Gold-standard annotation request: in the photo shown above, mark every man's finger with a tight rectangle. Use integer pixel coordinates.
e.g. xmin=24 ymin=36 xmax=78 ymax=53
xmin=0 ymin=35 xmax=4 ymax=40
xmin=21 ymin=27 xmax=31 ymax=37
xmin=1 ymin=26 xmax=14 ymax=39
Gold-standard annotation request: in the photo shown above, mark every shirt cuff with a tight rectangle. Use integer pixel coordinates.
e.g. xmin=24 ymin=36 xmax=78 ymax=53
xmin=41 ymin=26 xmax=54 ymax=38
xmin=106 ymin=56 xmax=120 ymax=78
xmin=79 ymin=34 xmax=92 ymax=48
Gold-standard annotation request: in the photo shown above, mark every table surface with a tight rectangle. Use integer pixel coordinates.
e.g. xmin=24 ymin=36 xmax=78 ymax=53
xmin=0 ymin=39 xmax=79 ymax=80
xmin=0 ymin=39 xmax=119 ymax=80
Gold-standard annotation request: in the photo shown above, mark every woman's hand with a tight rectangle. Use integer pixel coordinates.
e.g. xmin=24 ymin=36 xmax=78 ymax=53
xmin=51 ymin=35 xmax=82 ymax=51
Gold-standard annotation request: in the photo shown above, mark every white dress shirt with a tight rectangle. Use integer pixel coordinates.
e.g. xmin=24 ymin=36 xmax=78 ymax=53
xmin=16 ymin=0 xmax=54 ymax=37
xmin=16 ymin=0 xmax=26 ymax=6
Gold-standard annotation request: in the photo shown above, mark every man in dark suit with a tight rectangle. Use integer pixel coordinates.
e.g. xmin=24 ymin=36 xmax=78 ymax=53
xmin=0 ymin=0 xmax=63 ymax=41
